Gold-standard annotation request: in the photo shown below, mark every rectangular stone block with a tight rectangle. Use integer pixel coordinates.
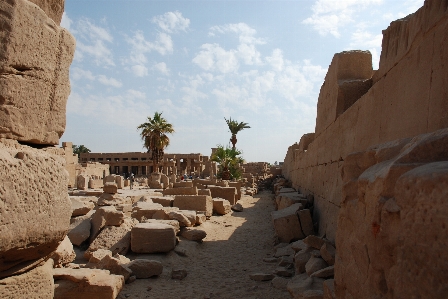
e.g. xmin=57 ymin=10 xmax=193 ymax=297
xmin=162 ymin=187 xmax=198 ymax=196
xmin=131 ymin=223 xmax=176 ymax=253
xmin=271 ymin=203 xmax=304 ymax=243
xmin=173 ymin=195 xmax=213 ymax=217
xmin=209 ymin=186 xmax=237 ymax=205
xmin=0 ymin=0 xmax=75 ymax=145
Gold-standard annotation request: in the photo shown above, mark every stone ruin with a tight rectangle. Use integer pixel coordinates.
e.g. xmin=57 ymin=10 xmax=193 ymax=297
xmin=280 ymin=0 xmax=448 ymax=298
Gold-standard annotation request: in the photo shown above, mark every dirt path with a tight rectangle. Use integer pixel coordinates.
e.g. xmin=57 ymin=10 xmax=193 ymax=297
xmin=117 ymin=191 xmax=289 ymax=299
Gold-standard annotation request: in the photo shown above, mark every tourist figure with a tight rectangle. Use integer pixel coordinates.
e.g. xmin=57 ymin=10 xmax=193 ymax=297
xmin=129 ymin=172 xmax=134 ymax=190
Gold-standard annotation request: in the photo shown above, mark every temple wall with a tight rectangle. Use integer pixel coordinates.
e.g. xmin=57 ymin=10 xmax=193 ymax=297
xmin=282 ymin=0 xmax=448 ymax=242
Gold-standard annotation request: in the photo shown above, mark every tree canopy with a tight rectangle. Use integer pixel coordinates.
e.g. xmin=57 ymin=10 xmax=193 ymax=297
xmin=72 ymin=144 xmax=91 ymax=155
xmin=211 ymin=145 xmax=244 ymax=180
xmin=224 ymin=117 xmax=250 ymax=148
xmin=137 ymin=112 xmax=174 ymax=173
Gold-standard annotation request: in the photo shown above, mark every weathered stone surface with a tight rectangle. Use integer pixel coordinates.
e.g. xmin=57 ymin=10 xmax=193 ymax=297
xmin=84 ymin=226 xmax=131 ymax=260
xmin=131 ymin=202 xmax=164 ymax=221
xmin=0 ymin=259 xmax=54 ymax=298
xmin=195 ymin=213 xmax=206 ymax=225
xmin=336 ymin=129 xmax=448 ymax=299
xmin=231 ymin=203 xmax=243 ymax=212
xmin=287 ymin=273 xmax=325 ymax=299
xmin=271 ymin=203 xmax=304 ymax=243
xmin=278 ymin=255 xmax=294 ymax=267
xmin=180 ymin=227 xmax=207 ymax=242
xmin=163 ymin=187 xmax=198 ymax=196
xmin=291 ymin=240 xmax=309 ymax=253
xmin=142 ymin=219 xmax=180 ymax=235
xmin=97 ymin=192 xmax=131 ymax=207
xmin=209 ymin=186 xmax=237 ymax=205
xmin=303 ymin=235 xmax=325 ymax=250
xmin=294 ymin=247 xmax=313 ymax=274
xmin=320 ymin=243 xmax=335 ymax=266
xmin=150 ymin=196 xmax=174 ymax=207
xmin=27 ymin=0 xmax=65 ymax=24
xmin=68 ymin=211 xmax=93 ymax=246
xmin=271 ymin=276 xmax=290 ymax=290
xmin=90 ymin=206 xmax=125 ymax=242
xmin=0 ymin=140 xmax=71 ymax=275
xmin=168 ymin=210 xmax=191 ymax=227
xmin=126 ymin=259 xmax=163 ymax=278
xmin=178 ymin=210 xmax=197 ymax=226
xmin=249 ymin=273 xmax=275 ymax=281
xmin=306 ymin=257 xmax=328 ymax=276
xmin=297 ymin=209 xmax=314 ymax=236
xmin=276 ymin=193 xmax=306 ymax=210
xmin=173 ymin=195 xmax=213 ymax=216
xmin=212 ymin=198 xmax=232 ymax=215
xmin=131 ymin=223 xmax=176 ymax=253
xmin=274 ymin=244 xmax=294 ymax=257
xmin=0 ymin=0 xmax=75 ymax=145
xmin=274 ymin=266 xmax=294 ymax=277
xmin=49 ymin=236 xmax=76 ymax=268
xmin=103 ymin=182 xmax=118 ymax=194
xmin=76 ymin=175 xmax=89 ymax=190
xmin=96 ymin=255 xmax=132 ymax=282
xmin=310 ymin=265 xmax=334 ymax=278
xmin=70 ymin=197 xmax=94 ymax=217
xmin=88 ymin=249 xmax=112 ymax=264
xmin=323 ymin=279 xmax=336 ymax=299
xmin=53 ymin=268 xmax=124 ymax=299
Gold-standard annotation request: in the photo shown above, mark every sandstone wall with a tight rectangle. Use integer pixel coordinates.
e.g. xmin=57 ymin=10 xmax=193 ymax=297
xmin=282 ymin=0 xmax=448 ymax=241
xmin=0 ymin=0 xmax=75 ymax=294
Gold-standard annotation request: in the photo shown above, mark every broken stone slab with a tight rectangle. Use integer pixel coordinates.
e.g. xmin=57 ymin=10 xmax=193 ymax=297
xmin=249 ymin=273 xmax=275 ymax=281
xmin=212 ymin=198 xmax=232 ymax=215
xmin=0 ymin=259 xmax=54 ymax=298
xmin=320 ymin=243 xmax=335 ymax=266
xmin=274 ymin=244 xmax=295 ymax=257
xmin=53 ymin=268 xmax=124 ymax=299
xmin=297 ymin=209 xmax=314 ymax=236
xmin=70 ymin=197 xmax=94 ymax=217
xmin=263 ymin=257 xmax=279 ymax=263
xmin=131 ymin=223 xmax=176 ymax=253
xmin=310 ymin=266 xmax=334 ymax=278
xmin=131 ymin=202 xmax=164 ymax=221
xmin=142 ymin=219 xmax=180 ymax=235
xmin=231 ymin=203 xmax=243 ymax=212
xmin=276 ymin=194 xmax=307 ymax=210
xmin=278 ymin=255 xmax=294 ymax=268
xmin=271 ymin=276 xmax=290 ymax=290
xmin=88 ymin=249 xmax=112 ymax=264
xmin=84 ymin=226 xmax=132 ymax=260
xmin=180 ymin=228 xmax=207 ymax=242
xmin=291 ymin=240 xmax=310 ymax=253
xmin=305 ymin=257 xmax=328 ymax=276
xmin=196 ymin=213 xmax=207 ymax=225
xmin=163 ymin=187 xmax=198 ymax=196
xmin=126 ymin=259 xmax=163 ymax=278
xmin=97 ymin=192 xmax=131 ymax=207
xmin=168 ymin=211 xmax=192 ymax=227
xmin=0 ymin=140 xmax=71 ymax=276
xmin=151 ymin=196 xmax=174 ymax=207
xmin=88 ymin=255 xmax=132 ymax=282
xmin=178 ymin=210 xmax=197 ymax=226
xmin=90 ymin=206 xmax=125 ymax=243
xmin=68 ymin=211 xmax=94 ymax=246
xmin=151 ymin=207 xmax=180 ymax=220
xmin=303 ymin=235 xmax=326 ymax=250
xmin=274 ymin=266 xmax=294 ymax=277
xmin=276 ymin=188 xmax=296 ymax=196
xmin=294 ymin=247 xmax=314 ymax=274
xmin=271 ymin=203 xmax=305 ymax=243
xmin=287 ymin=273 xmax=325 ymax=299
xmin=48 ymin=236 xmax=76 ymax=268
xmin=173 ymin=195 xmax=213 ymax=217
xmin=103 ymin=182 xmax=118 ymax=194
xmin=171 ymin=268 xmax=188 ymax=280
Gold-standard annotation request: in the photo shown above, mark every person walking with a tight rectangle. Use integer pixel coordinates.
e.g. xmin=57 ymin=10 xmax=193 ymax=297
xmin=129 ymin=173 xmax=134 ymax=190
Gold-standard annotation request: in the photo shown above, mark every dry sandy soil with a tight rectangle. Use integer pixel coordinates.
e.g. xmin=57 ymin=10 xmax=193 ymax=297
xmin=112 ymin=190 xmax=289 ymax=299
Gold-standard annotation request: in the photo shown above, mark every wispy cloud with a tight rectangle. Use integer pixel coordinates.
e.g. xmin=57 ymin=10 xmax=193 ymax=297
xmin=303 ymin=0 xmax=383 ymax=37
xmin=152 ymin=62 xmax=170 ymax=75
xmin=71 ymin=67 xmax=122 ymax=87
xmin=152 ymin=11 xmax=190 ymax=33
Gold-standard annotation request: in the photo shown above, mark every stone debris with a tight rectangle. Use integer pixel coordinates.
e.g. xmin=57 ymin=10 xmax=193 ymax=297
xmin=70 ymin=197 xmax=95 ymax=217
xmin=274 ymin=266 xmax=294 ymax=277
xmin=180 ymin=228 xmax=207 ymax=242
xmin=126 ymin=260 xmax=163 ymax=279
xmin=212 ymin=198 xmax=232 ymax=215
xmin=131 ymin=223 xmax=176 ymax=253
xmin=320 ymin=243 xmax=335 ymax=266
xmin=103 ymin=182 xmax=118 ymax=194
xmin=231 ymin=203 xmax=243 ymax=212
xmin=173 ymin=195 xmax=213 ymax=217
xmin=271 ymin=203 xmax=305 ymax=243
xmin=171 ymin=268 xmax=188 ymax=280
xmin=305 ymin=257 xmax=328 ymax=276
xmin=310 ymin=266 xmax=334 ymax=279
xmin=49 ymin=236 xmax=76 ymax=268
xmin=68 ymin=211 xmax=94 ymax=246
xmin=271 ymin=276 xmax=290 ymax=290
xmin=84 ymin=226 xmax=132 ymax=260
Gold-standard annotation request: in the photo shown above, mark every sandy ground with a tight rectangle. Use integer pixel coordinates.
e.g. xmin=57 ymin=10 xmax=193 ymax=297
xmin=110 ymin=189 xmax=289 ymax=299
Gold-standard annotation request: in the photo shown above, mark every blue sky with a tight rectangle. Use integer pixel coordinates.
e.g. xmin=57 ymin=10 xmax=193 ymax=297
xmin=60 ymin=0 xmax=423 ymax=163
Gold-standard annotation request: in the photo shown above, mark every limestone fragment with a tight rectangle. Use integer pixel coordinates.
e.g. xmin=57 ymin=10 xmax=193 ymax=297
xmin=131 ymin=223 xmax=176 ymax=253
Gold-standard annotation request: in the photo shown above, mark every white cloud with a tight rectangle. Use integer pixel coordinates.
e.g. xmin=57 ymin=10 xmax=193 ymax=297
xmin=61 ymin=12 xmax=72 ymax=30
xmin=97 ymin=75 xmax=122 ymax=87
xmin=303 ymin=0 xmax=383 ymax=37
xmin=265 ymin=49 xmax=284 ymax=72
xmin=152 ymin=11 xmax=190 ymax=33
xmin=131 ymin=65 xmax=148 ymax=77
xmin=209 ymin=23 xmax=266 ymax=45
xmin=153 ymin=62 xmax=170 ymax=75
xmin=192 ymin=43 xmax=239 ymax=73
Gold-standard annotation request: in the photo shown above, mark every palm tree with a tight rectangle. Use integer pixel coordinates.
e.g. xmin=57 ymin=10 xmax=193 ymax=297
xmin=72 ymin=144 xmax=91 ymax=155
xmin=211 ymin=145 xmax=244 ymax=180
xmin=137 ymin=112 xmax=174 ymax=173
xmin=224 ymin=117 xmax=250 ymax=149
